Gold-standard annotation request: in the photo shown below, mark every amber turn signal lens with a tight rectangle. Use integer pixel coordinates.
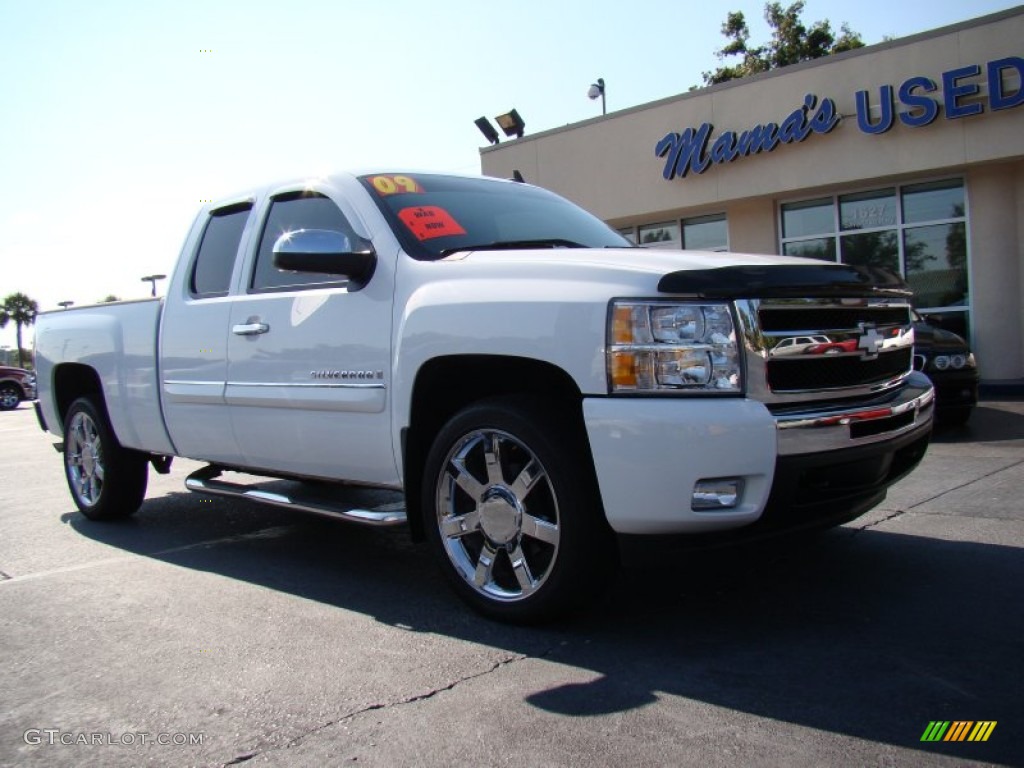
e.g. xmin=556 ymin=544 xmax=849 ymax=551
xmin=612 ymin=306 xmax=634 ymax=345
xmin=610 ymin=351 xmax=637 ymax=389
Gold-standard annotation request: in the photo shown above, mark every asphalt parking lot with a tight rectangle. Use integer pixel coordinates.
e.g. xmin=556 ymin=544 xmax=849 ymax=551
xmin=1 ymin=401 xmax=1022 ymax=767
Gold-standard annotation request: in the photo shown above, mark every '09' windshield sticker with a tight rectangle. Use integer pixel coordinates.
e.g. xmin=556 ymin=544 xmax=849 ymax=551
xmin=370 ymin=175 xmax=424 ymax=195
xmin=398 ymin=206 xmax=467 ymax=241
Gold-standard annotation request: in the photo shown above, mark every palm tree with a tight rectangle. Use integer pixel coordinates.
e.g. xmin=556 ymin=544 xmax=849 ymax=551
xmin=0 ymin=293 xmax=39 ymax=368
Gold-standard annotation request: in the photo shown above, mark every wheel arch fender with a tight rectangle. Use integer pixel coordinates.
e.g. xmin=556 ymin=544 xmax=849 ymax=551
xmin=401 ymin=354 xmax=589 ymax=543
xmin=52 ymin=364 xmax=114 ymax=442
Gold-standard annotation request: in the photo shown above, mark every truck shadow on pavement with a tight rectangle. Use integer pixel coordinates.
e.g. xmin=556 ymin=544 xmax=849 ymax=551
xmin=64 ymin=487 xmax=1024 ymax=765
xmin=933 ymin=401 xmax=1024 ymax=443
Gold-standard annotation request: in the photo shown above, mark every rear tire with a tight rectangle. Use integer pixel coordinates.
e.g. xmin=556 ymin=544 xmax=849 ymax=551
xmin=422 ymin=397 xmax=616 ymax=623
xmin=63 ymin=397 xmax=148 ymax=520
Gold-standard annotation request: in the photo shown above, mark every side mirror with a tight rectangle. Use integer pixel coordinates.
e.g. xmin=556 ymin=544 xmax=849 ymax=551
xmin=272 ymin=229 xmax=376 ymax=286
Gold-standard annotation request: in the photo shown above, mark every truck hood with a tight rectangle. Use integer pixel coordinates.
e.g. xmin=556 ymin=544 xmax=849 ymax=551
xmin=448 ymin=247 xmax=800 ymax=274
xmin=447 ymin=248 xmax=911 ymax=299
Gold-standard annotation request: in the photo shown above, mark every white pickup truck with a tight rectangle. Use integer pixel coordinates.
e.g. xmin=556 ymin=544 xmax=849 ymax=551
xmin=34 ymin=171 xmax=934 ymax=621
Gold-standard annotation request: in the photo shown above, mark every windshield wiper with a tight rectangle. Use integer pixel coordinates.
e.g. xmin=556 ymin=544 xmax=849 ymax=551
xmin=440 ymin=239 xmax=586 ymax=256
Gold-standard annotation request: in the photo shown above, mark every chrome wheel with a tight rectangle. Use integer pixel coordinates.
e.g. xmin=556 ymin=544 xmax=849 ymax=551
xmin=66 ymin=410 xmax=105 ymax=507
xmin=436 ymin=428 xmax=560 ymax=602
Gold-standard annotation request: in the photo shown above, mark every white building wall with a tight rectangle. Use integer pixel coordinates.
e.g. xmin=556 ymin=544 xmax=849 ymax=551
xmin=967 ymin=163 xmax=1023 ymax=380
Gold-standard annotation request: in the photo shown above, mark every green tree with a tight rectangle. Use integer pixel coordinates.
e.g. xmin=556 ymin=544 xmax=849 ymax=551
xmin=703 ymin=2 xmax=865 ymax=86
xmin=0 ymin=292 xmax=39 ymax=368
xmin=946 ymin=205 xmax=966 ymax=271
xmin=100 ymin=295 xmax=122 ymax=303
xmin=840 ymin=231 xmax=899 ymax=272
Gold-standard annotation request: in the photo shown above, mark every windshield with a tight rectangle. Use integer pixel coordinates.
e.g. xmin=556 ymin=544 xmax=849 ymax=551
xmin=358 ymin=173 xmax=632 ymax=260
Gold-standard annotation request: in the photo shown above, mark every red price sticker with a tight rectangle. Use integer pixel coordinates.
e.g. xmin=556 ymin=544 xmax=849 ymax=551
xmin=370 ymin=174 xmax=424 ymax=196
xmin=398 ymin=206 xmax=467 ymax=241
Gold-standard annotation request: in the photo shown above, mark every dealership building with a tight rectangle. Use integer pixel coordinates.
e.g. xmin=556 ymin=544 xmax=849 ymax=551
xmin=480 ymin=7 xmax=1024 ymax=387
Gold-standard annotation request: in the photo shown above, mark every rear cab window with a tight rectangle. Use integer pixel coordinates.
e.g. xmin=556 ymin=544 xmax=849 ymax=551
xmin=190 ymin=203 xmax=252 ymax=298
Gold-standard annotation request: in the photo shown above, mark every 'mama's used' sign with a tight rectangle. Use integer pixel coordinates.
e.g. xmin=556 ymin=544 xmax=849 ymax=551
xmin=656 ymin=57 xmax=1024 ymax=181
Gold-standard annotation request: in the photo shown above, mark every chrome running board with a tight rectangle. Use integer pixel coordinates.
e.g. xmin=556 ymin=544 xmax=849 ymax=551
xmin=185 ymin=466 xmax=407 ymax=527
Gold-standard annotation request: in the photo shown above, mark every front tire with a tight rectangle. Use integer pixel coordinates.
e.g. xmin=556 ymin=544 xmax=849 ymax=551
xmin=422 ymin=397 xmax=616 ymax=623
xmin=63 ymin=397 xmax=148 ymax=520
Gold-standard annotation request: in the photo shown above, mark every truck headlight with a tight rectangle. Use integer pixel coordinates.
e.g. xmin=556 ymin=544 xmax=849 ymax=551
xmin=608 ymin=301 xmax=742 ymax=393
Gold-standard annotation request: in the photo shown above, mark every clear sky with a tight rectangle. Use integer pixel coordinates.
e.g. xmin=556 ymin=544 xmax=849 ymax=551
xmin=1 ymin=0 xmax=1020 ymax=351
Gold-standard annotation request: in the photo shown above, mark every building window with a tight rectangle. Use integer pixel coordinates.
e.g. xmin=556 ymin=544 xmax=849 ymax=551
xmin=682 ymin=213 xmax=728 ymax=251
xmin=625 ymin=214 xmax=728 ymax=251
xmin=780 ymin=178 xmax=969 ymax=338
xmin=617 ymin=226 xmax=637 ymax=244
xmin=638 ymin=221 xmax=680 ymax=249
xmin=781 ymin=197 xmax=833 ymax=241
xmin=839 ymin=188 xmax=897 ymax=230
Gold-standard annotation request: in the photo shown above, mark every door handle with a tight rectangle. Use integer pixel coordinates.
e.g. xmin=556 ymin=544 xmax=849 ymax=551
xmin=232 ymin=322 xmax=270 ymax=336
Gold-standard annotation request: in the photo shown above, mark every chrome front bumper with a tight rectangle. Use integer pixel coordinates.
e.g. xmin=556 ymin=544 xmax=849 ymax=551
xmin=774 ymin=372 xmax=934 ymax=456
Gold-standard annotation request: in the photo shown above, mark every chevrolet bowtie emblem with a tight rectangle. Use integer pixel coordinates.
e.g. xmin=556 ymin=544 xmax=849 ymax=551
xmin=856 ymin=323 xmax=883 ymax=359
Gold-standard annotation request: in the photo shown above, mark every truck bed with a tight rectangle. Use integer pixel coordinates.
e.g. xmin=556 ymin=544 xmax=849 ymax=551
xmin=35 ymin=298 xmax=174 ymax=455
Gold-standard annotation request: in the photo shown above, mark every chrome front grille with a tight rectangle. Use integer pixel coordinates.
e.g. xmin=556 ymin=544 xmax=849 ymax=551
xmin=735 ymin=299 xmax=915 ymax=404
xmin=766 ymin=348 xmax=913 ymax=391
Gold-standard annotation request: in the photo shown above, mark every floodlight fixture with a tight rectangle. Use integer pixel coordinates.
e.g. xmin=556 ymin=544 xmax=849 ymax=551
xmin=141 ymin=273 xmax=167 ymax=297
xmin=588 ymin=77 xmax=606 ymax=115
xmin=474 ymin=116 xmax=501 ymax=145
xmin=495 ymin=109 xmax=525 ymax=138
xmin=57 ymin=300 xmax=74 ymax=310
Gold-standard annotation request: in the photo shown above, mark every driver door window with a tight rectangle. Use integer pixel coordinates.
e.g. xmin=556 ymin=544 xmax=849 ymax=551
xmin=250 ymin=193 xmax=357 ymax=292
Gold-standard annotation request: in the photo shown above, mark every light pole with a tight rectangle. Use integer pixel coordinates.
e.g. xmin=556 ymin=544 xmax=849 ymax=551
xmin=141 ymin=274 xmax=167 ymax=297
xmin=57 ymin=300 xmax=74 ymax=310
xmin=588 ymin=77 xmax=606 ymax=115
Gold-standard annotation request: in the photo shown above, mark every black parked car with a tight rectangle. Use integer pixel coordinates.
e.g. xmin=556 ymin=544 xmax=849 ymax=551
xmin=912 ymin=311 xmax=979 ymax=425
